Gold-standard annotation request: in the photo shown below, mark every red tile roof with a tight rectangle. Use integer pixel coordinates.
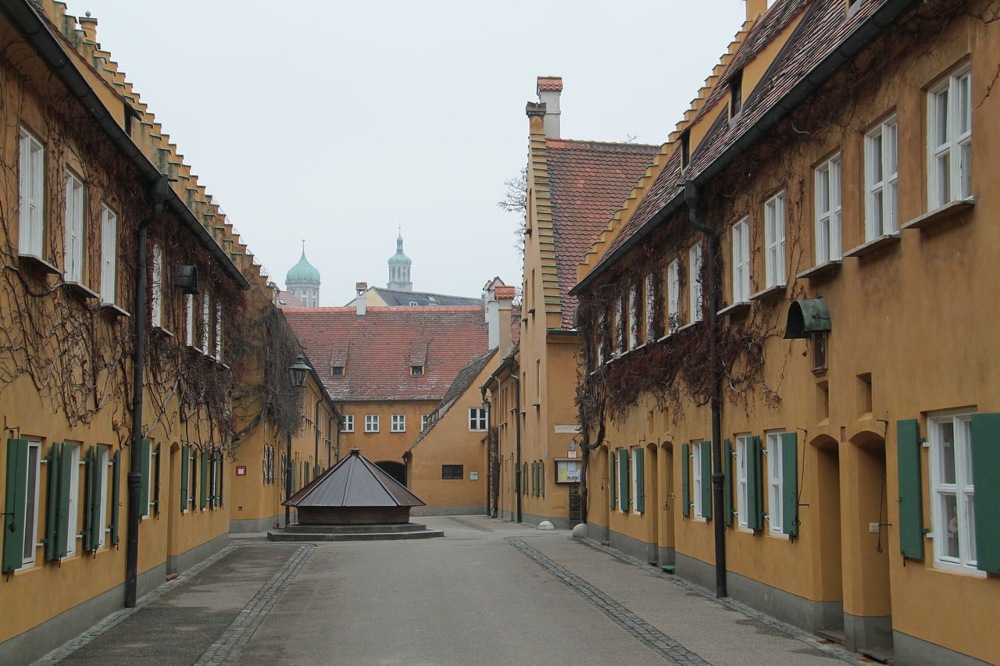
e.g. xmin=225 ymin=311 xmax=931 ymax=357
xmin=581 ymin=0 xmax=903 ymax=285
xmin=277 ymin=290 xmax=306 ymax=308
xmin=283 ymin=306 xmax=489 ymax=402
xmin=547 ymin=140 xmax=659 ymax=327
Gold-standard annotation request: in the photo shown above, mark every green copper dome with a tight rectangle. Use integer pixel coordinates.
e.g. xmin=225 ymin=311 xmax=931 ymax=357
xmin=286 ymin=248 xmax=321 ymax=285
xmin=388 ymin=232 xmax=411 ymax=266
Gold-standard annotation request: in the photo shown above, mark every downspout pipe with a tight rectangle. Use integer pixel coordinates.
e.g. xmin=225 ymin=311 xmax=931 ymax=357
xmin=314 ymin=399 xmax=322 ymax=473
xmin=481 ymin=386 xmax=491 ymax=517
xmin=125 ymin=174 xmax=169 ymax=608
xmin=685 ymin=180 xmax=727 ymax=599
xmin=513 ymin=375 xmax=522 ymax=523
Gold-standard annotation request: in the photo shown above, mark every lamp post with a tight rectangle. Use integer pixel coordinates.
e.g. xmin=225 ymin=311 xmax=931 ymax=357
xmin=285 ymin=352 xmax=311 ymax=527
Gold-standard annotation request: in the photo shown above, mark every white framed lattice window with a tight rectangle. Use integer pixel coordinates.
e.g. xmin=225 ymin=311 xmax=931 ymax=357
xmin=689 ymin=244 xmax=703 ymax=322
xmin=630 ymin=446 xmax=642 ymax=514
xmin=814 ymin=155 xmax=842 ymax=263
xmin=469 ymin=408 xmax=487 ymax=431
xmin=644 ymin=273 xmax=656 ymax=342
xmin=365 ymin=414 xmax=379 ymax=433
xmin=421 ymin=414 xmax=429 ymax=431
xmin=214 ymin=302 xmax=223 ymax=360
xmin=185 ymin=294 xmax=195 ymax=348
xmin=764 ymin=191 xmax=786 ymax=288
xmin=63 ymin=442 xmax=81 ymax=557
xmin=391 ymin=414 xmax=406 ymax=432
xmin=341 ymin=414 xmax=354 ymax=432
xmin=731 ymin=218 xmax=750 ymax=303
xmin=865 ymin=115 xmax=899 ymax=239
xmin=667 ymin=259 xmax=680 ymax=332
xmin=628 ymin=284 xmax=639 ymax=350
xmin=928 ymin=64 xmax=972 ymax=209
xmin=614 ymin=297 xmax=624 ymax=356
xmin=927 ymin=411 xmax=980 ymax=575
xmin=99 ymin=204 xmax=118 ymax=304
xmin=202 ymin=294 xmax=211 ymax=355
xmin=18 ymin=126 xmax=45 ymax=258
xmin=95 ymin=445 xmax=111 ymax=549
xmin=693 ymin=443 xmax=706 ymax=519
xmin=736 ymin=434 xmax=752 ymax=530
xmin=151 ymin=244 xmax=164 ymax=328
xmin=766 ymin=431 xmax=786 ymax=536
xmin=64 ymin=170 xmax=85 ymax=283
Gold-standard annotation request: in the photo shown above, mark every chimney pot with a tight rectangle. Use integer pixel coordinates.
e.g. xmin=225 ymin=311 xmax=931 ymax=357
xmin=535 ymin=76 xmax=562 ymax=139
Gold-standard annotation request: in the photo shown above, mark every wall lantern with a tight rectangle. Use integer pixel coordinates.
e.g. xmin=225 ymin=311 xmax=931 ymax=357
xmin=784 ymin=298 xmax=832 ymax=339
xmin=287 ymin=352 xmax=311 ymax=389
xmin=174 ymin=265 xmax=199 ymax=294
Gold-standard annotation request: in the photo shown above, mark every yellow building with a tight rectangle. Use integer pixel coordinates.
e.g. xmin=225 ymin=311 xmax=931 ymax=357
xmin=572 ymin=1 xmax=1000 ymax=664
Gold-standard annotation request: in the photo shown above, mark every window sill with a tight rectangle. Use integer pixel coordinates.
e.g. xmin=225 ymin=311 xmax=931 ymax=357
xmin=64 ymin=281 xmax=100 ymax=302
xmin=100 ymin=303 xmax=130 ymax=318
xmin=902 ymin=198 xmax=975 ymax=231
xmin=749 ymin=284 xmax=785 ymax=302
xmin=796 ymin=260 xmax=842 ymax=281
xmin=844 ymin=232 xmax=901 ymax=259
xmin=676 ymin=321 xmax=702 ymax=333
xmin=718 ymin=301 xmax=751 ymax=318
xmin=18 ymin=253 xmax=60 ymax=276
xmin=152 ymin=325 xmax=173 ymax=338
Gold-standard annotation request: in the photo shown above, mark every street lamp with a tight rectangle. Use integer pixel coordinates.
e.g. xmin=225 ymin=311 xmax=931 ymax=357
xmin=285 ymin=352 xmax=311 ymax=527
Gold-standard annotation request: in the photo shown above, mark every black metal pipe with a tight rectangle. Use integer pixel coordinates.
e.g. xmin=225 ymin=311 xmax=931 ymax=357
xmin=125 ymin=174 xmax=169 ymax=608
xmin=685 ymin=180 xmax=727 ymax=599
xmin=285 ymin=430 xmax=292 ymax=527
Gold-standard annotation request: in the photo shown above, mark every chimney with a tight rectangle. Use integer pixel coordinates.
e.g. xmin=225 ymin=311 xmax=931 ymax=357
xmin=536 ymin=76 xmax=563 ymax=139
xmin=745 ymin=0 xmax=768 ymax=21
xmin=355 ymin=282 xmax=367 ymax=317
xmin=485 ymin=279 xmax=516 ymax=354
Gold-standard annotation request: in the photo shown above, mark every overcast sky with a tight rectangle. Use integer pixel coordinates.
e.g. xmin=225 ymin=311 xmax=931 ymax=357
xmin=77 ymin=1 xmax=748 ymax=305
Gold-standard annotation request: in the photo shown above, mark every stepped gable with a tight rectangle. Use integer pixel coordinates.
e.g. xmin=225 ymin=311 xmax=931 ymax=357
xmin=283 ymin=306 xmax=489 ymax=402
xmin=547 ymin=140 xmax=659 ymax=328
xmin=287 ymin=449 xmax=425 ymax=509
xmin=583 ymin=0 xmax=895 ymax=284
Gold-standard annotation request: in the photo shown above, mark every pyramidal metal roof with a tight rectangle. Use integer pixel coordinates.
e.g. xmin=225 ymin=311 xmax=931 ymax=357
xmin=285 ymin=449 xmax=425 ymax=508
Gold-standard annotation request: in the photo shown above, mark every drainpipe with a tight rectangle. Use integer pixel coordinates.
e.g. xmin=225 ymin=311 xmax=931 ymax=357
xmin=328 ymin=414 xmax=337 ymax=467
xmin=685 ymin=180 xmax=727 ymax=598
xmin=481 ymin=387 xmax=491 ymax=518
xmin=125 ymin=174 xmax=169 ymax=609
xmin=513 ymin=374 xmax=522 ymax=523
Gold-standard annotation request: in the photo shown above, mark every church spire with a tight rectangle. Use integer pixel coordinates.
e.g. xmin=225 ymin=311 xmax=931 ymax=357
xmin=387 ymin=229 xmax=412 ymax=292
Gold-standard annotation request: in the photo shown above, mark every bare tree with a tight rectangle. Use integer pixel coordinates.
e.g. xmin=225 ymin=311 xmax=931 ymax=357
xmin=497 ymin=166 xmax=528 ymax=256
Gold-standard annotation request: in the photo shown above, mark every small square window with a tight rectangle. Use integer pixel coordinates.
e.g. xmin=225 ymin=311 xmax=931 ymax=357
xmin=442 ymin=464 xmax=464 ymax=480
xmin=331 ymin=365 xmax=344 ymax=377
xmin=469 ymin=408 xmax=487 ymax=431
xmin=364 ymin=415 xmax=379 ymax=433
xmin=341 ymin=414 xmax=354 ymax=432
xmin=391 ymin=414 xmax=405 ymax=432
xmin=411 ymin=365 xmax=424 ymax=376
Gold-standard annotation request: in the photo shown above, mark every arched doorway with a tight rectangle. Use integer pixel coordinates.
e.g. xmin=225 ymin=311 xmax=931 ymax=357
xmin=376 ymin=460 xmax=407 ymax=486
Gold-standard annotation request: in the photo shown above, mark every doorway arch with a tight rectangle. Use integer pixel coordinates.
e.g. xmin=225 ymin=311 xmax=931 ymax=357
xmin=376 ymin=460 xmax=407 ymax=486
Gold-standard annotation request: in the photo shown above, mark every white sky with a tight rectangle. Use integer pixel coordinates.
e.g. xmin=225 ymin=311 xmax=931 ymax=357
xmin=77 ymin=1 xmax=748 ymax=305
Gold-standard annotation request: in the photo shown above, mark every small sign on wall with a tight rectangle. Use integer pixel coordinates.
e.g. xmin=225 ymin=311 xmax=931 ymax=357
xmin=470 ymin=472 xmax=479 ymax=480
xmin=554 ymin=424 xmax=581 ymax=434
xmin=236 ymin=466 xmax=247 ymax=477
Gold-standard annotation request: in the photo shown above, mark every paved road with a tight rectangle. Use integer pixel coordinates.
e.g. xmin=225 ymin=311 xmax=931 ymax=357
xmin=37 ymin=516 xmax=865 ymax=665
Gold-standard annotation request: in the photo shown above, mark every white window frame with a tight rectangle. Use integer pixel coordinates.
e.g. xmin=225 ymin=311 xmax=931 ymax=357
xmin=627 ymin=284 xmax=639 ymax=350
xmin=689 ymin=244 xmax=703 ymax=322
xmin=18 ymin=126 xmax=45 ymax=258
xmin=202 ymin=294 xmax=211 ymax=355
xmin=630 ymin=446 xmax=641 ymax=514
xmin=391 ymin=414 xmax=406 ymax=432
xmin=764 ymin=191 xmax=786 ymax=288
xmin=364 ymin=414 xmax=379 ymax=433
xmin=616 ymin=449 xmax=628 ymax=513
xmin=64 ymin=170 xmax=85 ymax=284
xmin=927 ymin=411 xmax=980 ymax=575
xmin=469 ymin=408 xmax=487 ymax=431
xmin=766 ymin=431 xmax=786 ymax=537
xmin=185 ymin=294 xmax=195 ymax=347
xmin=928 ymin=64 xmax=972 ymax=209
xmin=19 ymin=439 xmax=42 ymax=569
xmin=63 ymin=442 xmax=81 ymax=557
xmin=731 ymin=217 xmax=750 ymax=303
xmin=151 ymin=244 xmax=164 ymax=328
xmin=341 ymin=414 xmax=354 ymax=432
xmin=421 ymin=414 xmax=429 ymax=431
xmin=735 ymin=434 xmax=752 ymax=530
xmin=597 ymin=312 xmax=607 ymax=365
xmin=95 ymin=445 xmax=110 ymax=549
xmin=99 ymin=204 xmax=118 ymax=304
xmin=214 ymin=301 xmax=223 ymax=360
xmin=865 ymin=115 xmax=899 ymax=240
xmin=667 ymin=259 xmax=680 ymax=332
xmin=814 ymin=155 xmax=842 ymax=264
xmin=614 ymin=296 xmax=624 ymax=356
xmin=644 ymin=273 xmax=655 ymax=342
xmin=693 ymin=443 xmax=706 ymax=520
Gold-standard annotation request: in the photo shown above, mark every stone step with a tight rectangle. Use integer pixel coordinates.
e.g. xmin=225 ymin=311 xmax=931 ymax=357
xmin=266 ymin=529 xmax=444 ymax=542
xmin=277 ymin=523 xmax=432 ymax=535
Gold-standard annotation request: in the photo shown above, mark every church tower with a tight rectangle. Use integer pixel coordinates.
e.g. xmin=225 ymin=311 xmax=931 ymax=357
xmin=285 ymin=241 xmax=321 ymax=307
xmin=387 ymin=230 xmax=412 ymax=292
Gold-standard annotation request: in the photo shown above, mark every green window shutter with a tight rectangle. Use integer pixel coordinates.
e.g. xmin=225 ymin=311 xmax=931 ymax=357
xmin=200 ymin=450 xmax=209 ymax=510
xmin=609 ymin=451 xmax=616 ymax=510
xmin=180 ymin=444 xmax=189 ymax=512
xmin=45 ymin=442 xmax=61 ymax=561
xmin=217 ymin=453 xmax=224 ymax=508
xmin=781 ymin=432 xmax=798 ymax=537
xmin=897 ymin=419 xmax=924 ymax=560
xmin=724 ymin=439 xmax=733 ymax=527
xmin=635 ymin=448 xmax=645 ymax=514
xmin=700 ymin=441 xmax=712 ymax=520
xmin=110 ymin=450 xmax=121 ymax=546
xmin=138 ymin=438 xmax=151 ymax=517
xmin=618 ymin=448 xmax=630 ymax=510
xmin=152 ymin=444 xmax=161 ymax=516
xmin=681 ymin=443 xmax=690 ymax=518
xmin=3 ymin=439 xmax=28 ymax=574
xmin=541 ymin=460 xmax=545 ymax=498
xmin=747 ymin=436 xmax=764 ymax=532
xmin=971 ymin=413 xmax=1000 ymax=573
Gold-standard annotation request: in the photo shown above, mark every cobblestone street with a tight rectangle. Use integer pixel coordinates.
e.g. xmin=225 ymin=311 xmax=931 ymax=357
xmin=37 ymin=516 xmax=869 ymax=666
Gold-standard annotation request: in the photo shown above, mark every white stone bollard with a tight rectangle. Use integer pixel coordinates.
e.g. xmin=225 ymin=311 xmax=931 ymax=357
xmin=537 ymin=520 xmax=555 ymax=530
xmin=572 ymin=523 xmax=587 ymax=539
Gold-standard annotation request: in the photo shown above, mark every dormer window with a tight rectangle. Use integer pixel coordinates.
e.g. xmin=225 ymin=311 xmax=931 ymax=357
xmin=411 ymin=365 xmax=424 ymax=376
xmin=730 ymin=69 xmax=743 ymax=119
xmin=331 ymin=365 xmax=344 ymax=377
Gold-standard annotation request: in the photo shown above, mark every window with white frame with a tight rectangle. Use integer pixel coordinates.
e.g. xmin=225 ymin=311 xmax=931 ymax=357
xmin=201 ymin=294 xmax=211 ymax=354
xmin=64 ymin=171 xmax=85 ymax=283
xmin=18 ymin=127 xmax=45 ymax=258
xmin=928 ymin=64 xmax=972 ymax=208
xmin=614 ymin=296 xmax=624 ymax=355
xmin=95 ymin=445 xmax=110 ymax=549
xmin=616 ymin=450 xmax=629 ymax=513
xmin=341 ymin=414 xmax=354 ymax=432
xmin=644 ymin=273 xmax=656 ymax=342
xmin=597 ymin=311 xmax=607 ymax=365
xmin=3 ymin=438 xmax=42 ymax=570
xmin=736 ymin=434 xmax=752 ymax=529
xmin=731 ymin=218 xmax=751 ymax=303
xmin=766 ymin=431 xmax=786 ymax=536
xmin=865 ymin=115 xmax=899 ymax=240
xmin=185 ymin=294 xmax=195 ymax=347
xmin=764 ymin=192 xmax=786 ymax=288
xmin=693 ymin=443 xmax=706 ymax=519
xmin=214 ymin=302 xmax=223 ymax=360
xmin=628 ymin=284 xmax=639 ymax=349
xmin=667 ymin=259 xmax=680 ymax=332
xmin=928 ymin=411 xmax=978 ymax=574
xmin=814 ymin=155 xmax=842 ymax=263
xmin=469 ymin=408 xmax=487 ymax=431
xmin=99 ymin=204 xmax=118 ymax=304
xmin=689 ymin=244 xmax=703 ymax=322
xmin=421 ymin=414 xmax=429 ymax=431
xmin=151 ymin=244 xmax=164 ymax=328
xmin=364 ymin=414 xmax=379 ymax=432
xmin=630 ymin=446 xmax=644 ymax=514
xmin=391 ymin=414 xmax=406 ymax=432
xmin=63 ymin=442 xmax=81 ymax=557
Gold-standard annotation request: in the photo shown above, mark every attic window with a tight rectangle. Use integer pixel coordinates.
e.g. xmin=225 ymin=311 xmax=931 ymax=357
xmin=730 ymin=69 xmax=743 ymax=119
xmin=411 ymin=365 xmax=424 ymax=376
xmin=331 ymin=366 xmax=344 ymax=377
xmin=680 ymin=130 xmax=691 ymax=168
